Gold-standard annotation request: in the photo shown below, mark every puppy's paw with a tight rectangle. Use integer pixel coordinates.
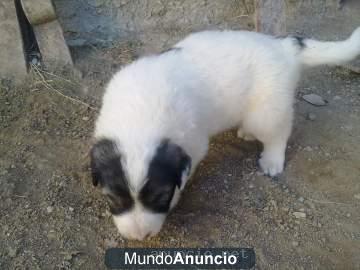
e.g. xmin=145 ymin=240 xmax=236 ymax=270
xmin=237 ymin=129 xmax=256 ymax=141
xmin=259 ymin=154 xmax=284 ymax=177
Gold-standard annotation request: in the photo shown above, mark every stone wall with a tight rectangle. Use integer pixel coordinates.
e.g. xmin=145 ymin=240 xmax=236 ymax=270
xmin=256 ymin=0 xmax=360 ymax=38
xmin=53 ymin=0 xmax=255 ymax=50
xmin=1 ymin=0 xmax=359 ymax=82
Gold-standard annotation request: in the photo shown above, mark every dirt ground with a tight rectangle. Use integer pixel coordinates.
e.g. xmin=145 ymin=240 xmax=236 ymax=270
xmin=0 ymin=44 xmax=359 ymax=270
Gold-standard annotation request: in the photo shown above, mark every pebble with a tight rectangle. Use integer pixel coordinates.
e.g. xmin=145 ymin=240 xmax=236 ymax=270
xmin=46 ymin=206 xmax=54 ymax=213
xmin=307 ymin=112 xmax=316 ymax=121
xmin=354 ymin=194 xmax=360 ymax=200
xmin=302 ymin=94 xmax=327 ymax=106
xmin=304 ymin=146 xmax=312 ymax=152
xmin=69 ymin=207 xmax=74 ymax=212
xmin=249 ymin=183 xmax=255 ymax=189
xmin=8 ymin=247 xmax=17 ymax=258
xmin=292 ymin=241 xmax=299 ymax=247
xmin=293 ymin=212 xmax=306 ymax=219
xmin=298 ymin=197 xmax=305 ymax=203
xmin=346 ymin=213 xmax=351 ymax=218
xmin=82 ymin=116 xmax=89 ymax=121
xmin=333 ymin=95 xmax=341 ymax=100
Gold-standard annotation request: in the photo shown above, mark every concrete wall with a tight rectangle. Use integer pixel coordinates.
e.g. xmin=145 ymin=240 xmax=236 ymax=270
xmin=0 ymin=0 xmax=27 ymax=82
xmin=53 ymin=0 xmax=255 ymax=50
xmin=1 ymin=0 xmax=359 ymax=82
xmin=256 ymin=0 xmax=360 ymax=38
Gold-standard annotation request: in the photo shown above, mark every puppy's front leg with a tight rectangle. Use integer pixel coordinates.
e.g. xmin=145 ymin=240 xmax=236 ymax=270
xmin=259 ymin=136 xmax=288 ymax=177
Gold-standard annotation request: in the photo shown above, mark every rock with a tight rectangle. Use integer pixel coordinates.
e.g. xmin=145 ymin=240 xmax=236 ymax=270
xmin=306 ymin=112 xmax=316 ymax=121
xmin=292 ymin=241 xmax=299 ymax=247
xmin=8 ymin=247 xmax=17 ymax=258
xmin=46 ymin=206 xmax=54 ymax=213
xmin=298 ymin=197 xmax=305 ymax=203
xmin=354 ymin=194 xmax=360 ymax=200
xmin=333 ymin=95 xmax=341 ymax=100
xmin=82 ymin=116 xmax=89 ymax=121
xmin=69 ymin=207 xmax=74 ymax=212
xmin=346 ymin=213 xmax=351 ymax=218
xmin=304 ymin=146 xmax=312 ymax=152
xmin=293 ymin=212 xmax=306 ymax=219
xmin=302 ymin=94 xmax=327 ymax=106
xmin=249 ymin=183 xmax=255 ymax=189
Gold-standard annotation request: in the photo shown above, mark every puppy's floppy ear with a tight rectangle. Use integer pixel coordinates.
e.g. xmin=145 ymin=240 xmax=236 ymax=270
xmin=90 ymin=139 xmax=119 ymax=187
xmin=155 ymin=140 xmax=192 ymax=188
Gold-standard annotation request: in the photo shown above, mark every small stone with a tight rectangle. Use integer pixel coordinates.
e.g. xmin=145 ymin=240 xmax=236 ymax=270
xmin=354 ymin=194 xmax=360 ymax=200
xmin=270 ymin=199 xmax=277 ymax=209
xmin=298 ymin=197 xmax=305 ymax=203
xmin=346 ymin=213 xmax=351 ymax=218
xmin=333 ymin=95 xmax=341 ymax=100
xmin=302 ymin=94 xmax=327 ymax=106
xmin=292 ymin=241 xmax=299 ymax=247
xmin=249 ymin=183 xmax=255 ymax=189
xmin=10 ymin=164 xmax=16 ymax=169
xmin=304 ymin=146 xmax=312 ymax=152
xmin=46 ymin=206 xmax=54 ymax=213
xmin=307 ymin=112 xmax=316 ymax=121
xmin=8 ymin=247 xmax=17 ymax=258
xmin=69 ymin=207 xmax=74 ymax=212
xmin=293 ymin=212 xmax=306 ymax=219
xmin=82 ymin=116 xmax=89 ymax=121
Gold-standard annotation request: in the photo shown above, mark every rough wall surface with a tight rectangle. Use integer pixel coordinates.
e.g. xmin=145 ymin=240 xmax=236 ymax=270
xmin=256 ymin=0 xmax=360 ymax=38
xmin=284 ymin=0 xmax=360 ymax=39
xmin=0 ymin=0 xmax=27 ymax=82
xmin=53 ymin=0 xmax=255 ymax=50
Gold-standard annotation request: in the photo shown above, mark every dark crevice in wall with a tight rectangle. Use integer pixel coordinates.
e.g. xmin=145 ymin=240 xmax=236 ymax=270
xmin=14 ymin=0 xmax=41 ymax=69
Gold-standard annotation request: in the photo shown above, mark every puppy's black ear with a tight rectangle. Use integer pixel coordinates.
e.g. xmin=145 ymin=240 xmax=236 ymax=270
xmin=90 ymin=139 xmax=119 ymax=187
xmin=140 ymin=140 xmax=191 ymax=212
xmin=153 ymin=140 xmax=192 ymax=188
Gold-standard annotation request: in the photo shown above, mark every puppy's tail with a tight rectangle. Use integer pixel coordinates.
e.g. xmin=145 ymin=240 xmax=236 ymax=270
xmin=294 ymin=27 xmax=360 ymax=67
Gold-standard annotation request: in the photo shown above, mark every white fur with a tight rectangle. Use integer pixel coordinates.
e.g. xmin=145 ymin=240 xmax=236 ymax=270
xmin=95 ymin=28 xmax=360 ymax=239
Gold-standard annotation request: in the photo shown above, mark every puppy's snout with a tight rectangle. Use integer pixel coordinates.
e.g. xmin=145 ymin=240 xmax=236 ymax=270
xmin=113 ymin=211 xmax=166 ymax=241
xmin=125 ymin=229 xmax=155 ymax=241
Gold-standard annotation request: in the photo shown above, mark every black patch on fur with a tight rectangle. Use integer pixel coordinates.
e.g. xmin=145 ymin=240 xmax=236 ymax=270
xmin=293 ymin=36 xmax=306 ymax=49
xmin=90 ymin=139 xmax=134 ymax=215
xmin=160 ymin=47 xmax=182 ymax=54
xmin=276 ymin=34 xmax=306 ymax=49
xmin=139 ymin=140 xmax=191 ymax=213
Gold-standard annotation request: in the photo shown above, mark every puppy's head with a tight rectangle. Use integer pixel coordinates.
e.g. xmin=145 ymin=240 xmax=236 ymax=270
xmin=90 ymin=138 xmax=191 ymax=240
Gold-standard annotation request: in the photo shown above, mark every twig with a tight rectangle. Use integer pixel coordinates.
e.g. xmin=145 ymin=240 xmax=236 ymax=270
xmin=307 ymin=198 xmax=354 ymax=206
xmin=39 ymin=69 xmax=81 ymax=86
xmin=31 ymin=64 xmax=98 ymax=111
xmin=13 ymin=194 xmax=27 ymax=198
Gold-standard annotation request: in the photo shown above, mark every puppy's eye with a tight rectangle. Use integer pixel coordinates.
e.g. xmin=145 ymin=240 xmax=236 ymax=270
xmin=107 ymin=193 xmax=134 ymax=215
xmin=139 ymin=182 xmax=175 ymax=213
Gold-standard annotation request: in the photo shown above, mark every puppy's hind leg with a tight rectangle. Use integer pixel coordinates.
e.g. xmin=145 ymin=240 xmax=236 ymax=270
xmin=243 ymin=104 xmax=293 ymax=177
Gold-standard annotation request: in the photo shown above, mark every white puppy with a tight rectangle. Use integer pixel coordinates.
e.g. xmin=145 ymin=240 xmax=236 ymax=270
xmin=91 ymin=28 xmax=360 ymax=240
